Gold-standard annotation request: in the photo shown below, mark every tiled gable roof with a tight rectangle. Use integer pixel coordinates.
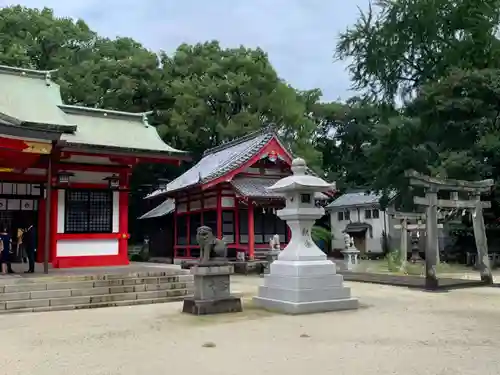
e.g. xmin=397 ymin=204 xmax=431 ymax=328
xmin=231 ymin=177 xmax=329 ymax=200
xmin=326 ymin=190 xmax=397 ymax=209
xmin=138 ymin=198 xmax=175 ymax=219
xmin=146 ymin=126 xmax=280 ymax=198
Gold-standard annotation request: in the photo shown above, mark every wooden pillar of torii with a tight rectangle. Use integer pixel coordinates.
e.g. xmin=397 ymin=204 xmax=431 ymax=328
xmin=405 ymin=170 xmax=494 ymax=289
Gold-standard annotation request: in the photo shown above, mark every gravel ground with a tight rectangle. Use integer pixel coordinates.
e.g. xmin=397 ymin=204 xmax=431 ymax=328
xmin=1 ymin=276 xmax=499 ymax=375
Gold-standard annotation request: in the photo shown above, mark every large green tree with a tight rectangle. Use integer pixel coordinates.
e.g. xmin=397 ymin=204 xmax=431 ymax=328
xmin=157 ymin=41 xmax=321 ymax=168
xmin=336 ymin=0 xmax=500 ymax=102
xmin=311 ymin=96 xmax=396 ymax=189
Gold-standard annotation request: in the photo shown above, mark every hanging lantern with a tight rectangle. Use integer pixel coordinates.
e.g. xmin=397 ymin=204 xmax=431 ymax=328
xmin=56 ymin=171 xmax=74 ymax=186
xmin=103 ymin=174 xmax=120 ymax=189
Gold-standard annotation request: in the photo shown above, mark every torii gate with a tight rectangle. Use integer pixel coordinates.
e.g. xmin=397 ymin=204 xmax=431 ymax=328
xmin=390 ymin=211 xmax=443 ymax=271
xmin=405 ymin=170 xmax=494 ymax=289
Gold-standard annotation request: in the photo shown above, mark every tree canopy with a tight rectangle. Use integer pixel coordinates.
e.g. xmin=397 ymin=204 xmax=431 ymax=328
xmin=4 ymin=1 xmax=500 ymax=225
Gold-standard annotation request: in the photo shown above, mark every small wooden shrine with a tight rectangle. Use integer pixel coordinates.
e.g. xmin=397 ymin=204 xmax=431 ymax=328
xmin=143 ymin=126 xmax=333 ymax=263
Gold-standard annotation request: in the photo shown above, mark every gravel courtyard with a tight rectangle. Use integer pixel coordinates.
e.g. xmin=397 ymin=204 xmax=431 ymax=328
xmin=1 ymin=276 xmax=499 ymax=375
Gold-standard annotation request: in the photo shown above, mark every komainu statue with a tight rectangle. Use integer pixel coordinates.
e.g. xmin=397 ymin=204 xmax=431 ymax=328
xmin=196 ymin=226 xmax=228 ymax=264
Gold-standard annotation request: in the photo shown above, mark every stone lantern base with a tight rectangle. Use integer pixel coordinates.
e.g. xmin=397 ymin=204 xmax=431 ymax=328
xmin=253 ymin=259 xmax=358 ymax=314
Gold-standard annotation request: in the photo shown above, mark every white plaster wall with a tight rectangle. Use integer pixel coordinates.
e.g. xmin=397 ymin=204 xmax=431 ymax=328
xmin=112 ymin=191 xmax=119 ymax=233
xmin=330 ymin=209 xmax=351 ymax=250
xmin=56 ymin=239 xmax=119 ymax=257
xmin=221 ymin=197 xmax=235 ymax=207
xmin=203 ymin=196 xmax=217 ymax=209
xmin=57 ymin=190 xmax=65 ymax=233
xmin=330 ymin=207 xmax=388 ymax=253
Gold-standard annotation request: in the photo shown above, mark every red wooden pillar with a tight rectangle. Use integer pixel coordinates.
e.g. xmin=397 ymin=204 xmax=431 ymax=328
xmin=49 ymin=189 xmax=58 ymax=266
xmin=173 ymin=209 xmax=178 ymax=249
xmin=36 ymin=198 xmax=46 ymax=263
xmin=216 ymin=188 xmax=222 ymax=239
xmin=247 ymin=200 xmax=255 ymax=260
xmin=234 ymin=199 xmax=240 ymax=246
xmin=118 ymin=171 xmax=130 ymax=264
xmin=186 ymin=199 xmax=191 ymax=258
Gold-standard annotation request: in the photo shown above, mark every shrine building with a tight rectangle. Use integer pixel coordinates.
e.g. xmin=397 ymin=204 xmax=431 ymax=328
xmin=142 ymin=126 xmax=333 ymax=263
xmin=0 ymin=65 xmax=187 ymax=269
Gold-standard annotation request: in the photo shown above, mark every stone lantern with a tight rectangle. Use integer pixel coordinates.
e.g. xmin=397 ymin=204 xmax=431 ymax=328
xmin=253 ymin=158 xmax=358 ymax=314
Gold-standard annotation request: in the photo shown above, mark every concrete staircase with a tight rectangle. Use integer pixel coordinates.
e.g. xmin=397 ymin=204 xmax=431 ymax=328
xmin=0 ymin=270 xmax=194 ymax=314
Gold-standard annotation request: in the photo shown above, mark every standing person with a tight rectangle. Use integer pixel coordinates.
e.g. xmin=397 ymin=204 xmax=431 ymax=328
xmin=0 ymin=227 xmax=13 ymax=275
xmin=16 ymin=226 xmax=25 ymax=263
xmin=23 ymin=222 xmax=36 ymax=273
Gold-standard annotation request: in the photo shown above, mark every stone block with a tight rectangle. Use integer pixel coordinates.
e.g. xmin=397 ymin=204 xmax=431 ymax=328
xmin=90 ymin=294 xmax=132 ymax=303
xmin=0 ymin=292 xmax=30 ymax=301
xmin=133 ymin=284 xmax=147 ymax=292
xmin=270 ymin=260 xmax=338 ymax=277
xmin=263 ymin=274 xmax=345 ymax=290
xmin=71 ymin=287 xmax=111 ymax=297
xmin=167 ymin=289 xmax=189 ymax=298
xmin=108 ymin=286 xmax=136 ymax=294
xmin=193 ymin=274 xmax=231 ymax=300
xmin=93 ymin=280 xmax=124 ymax=287
xmin=6 ymin=298 xmax=50 ymax=310
xmin=4 ymin=283 xmax=47 ymax=293
xmin=30 ymin=290 xmax=72 ymax=299
xmin=137 ymin=290 xmax=166 ymax=300
xmin=47 ymin=281 xmax=95 ymax=290
xmin=191 ymin=264 xmax=233 ymax=276
xmin=182 ymin=296 xmax=242 ymax=315
xmin=50 ymin=296 xmax=91 ymax=307
xmin=258 ymin=285 xmax=352 ymax=303
xmin=253 ymin=296 xmax=359 ymax=314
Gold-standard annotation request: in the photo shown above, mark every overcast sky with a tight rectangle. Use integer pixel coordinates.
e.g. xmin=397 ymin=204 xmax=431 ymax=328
xmin=2 ymin=0 xmax=370 ymax=101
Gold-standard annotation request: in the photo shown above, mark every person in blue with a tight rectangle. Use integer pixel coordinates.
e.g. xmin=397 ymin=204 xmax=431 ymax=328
xmin=0 ymin=227 xmax=14 ymax=275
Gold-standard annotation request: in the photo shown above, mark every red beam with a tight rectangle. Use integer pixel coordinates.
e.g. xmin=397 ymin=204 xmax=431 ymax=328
xmin=58 ymin=162 xmax=131 ymax=173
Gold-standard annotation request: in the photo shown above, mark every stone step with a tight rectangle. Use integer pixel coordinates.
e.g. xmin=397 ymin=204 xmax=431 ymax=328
xmin=0 ymin=270 xmax=190 ymax=286
xmin=0 ymin=281 xmax=194 ymax=302
xmin=0 ymin=275 xmax=193 ymax=293
xmin=0 ymin=294 xmax=190 ymax=314
xmin=0 ymin=287 xmax=194 ymax=311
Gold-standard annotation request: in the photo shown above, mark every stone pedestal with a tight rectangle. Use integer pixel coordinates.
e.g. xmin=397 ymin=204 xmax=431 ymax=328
xmin=182 ymin=263 xmax=242 ymax=315
xmin=262 ymin=250 xmax=281 ymax=275
xmin=253 ymin=157 xmax=358 ymax=315
xmin=254 ymin=258 xmax=358 ymax=314
xmin=341 ymin=248 xmax=360 ymax=271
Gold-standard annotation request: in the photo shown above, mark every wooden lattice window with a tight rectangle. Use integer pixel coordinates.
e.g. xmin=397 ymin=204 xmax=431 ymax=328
xmin=65 ymin=190 xmax=113 ymax=234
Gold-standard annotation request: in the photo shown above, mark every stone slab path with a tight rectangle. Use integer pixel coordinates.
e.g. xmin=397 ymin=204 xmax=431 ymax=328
xmin=1 ymin=275 xmax=500 ymax=375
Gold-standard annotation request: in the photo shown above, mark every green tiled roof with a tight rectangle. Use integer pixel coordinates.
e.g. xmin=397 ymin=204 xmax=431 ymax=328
xmin=0 ymin=65 xmax=186 ymax=156
xmin=60 ymin=105 xmax=186 ymax=155
xmin=0 ymin=65 xmax=75 ymax=131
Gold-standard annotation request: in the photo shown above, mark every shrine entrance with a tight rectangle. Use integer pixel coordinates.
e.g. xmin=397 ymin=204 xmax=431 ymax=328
xmin=0 ymin=182 xmax=42 ymax=261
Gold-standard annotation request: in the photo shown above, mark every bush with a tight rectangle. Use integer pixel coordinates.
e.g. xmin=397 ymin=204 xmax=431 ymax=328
xmin=311 ymin=226 xmax=333 ymax=254
xmin=386 ymin=248 xmax=402 ymax=272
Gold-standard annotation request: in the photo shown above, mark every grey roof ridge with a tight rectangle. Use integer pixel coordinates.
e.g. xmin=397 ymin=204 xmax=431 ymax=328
xmin=147 ymin=128 xmax=274 ymax=198
xmin=59 ymin=104 xmax=154 ymax=123
xmin=0 ymin=64 xmax=58 ymax=80
xmin=202 ymin=124 xmax=276 ymax=157
xmin=0 ymin=111 xmax=77 ymax=134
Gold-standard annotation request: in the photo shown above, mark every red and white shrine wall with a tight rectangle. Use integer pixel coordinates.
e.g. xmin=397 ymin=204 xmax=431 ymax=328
xmin=0 ymin=163 xmax=131 ymax=268
xmin=172 ymin=183 xmax=290 ymax=263
xmin=51 ymin=168 xmax=130 ymax=268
